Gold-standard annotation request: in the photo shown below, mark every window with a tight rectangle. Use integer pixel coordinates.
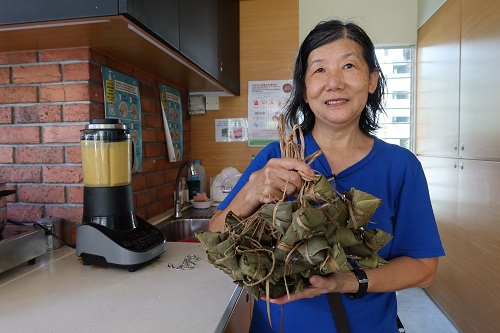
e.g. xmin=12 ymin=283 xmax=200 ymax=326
xmin=375 ymin=46 xmax=415 ymax=150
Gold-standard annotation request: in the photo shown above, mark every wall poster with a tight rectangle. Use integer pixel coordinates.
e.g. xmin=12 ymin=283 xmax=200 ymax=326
xmin=102 ymin=66 xmax=143 ymax=172
xmin=247 ymin=80 xmax=293 ymax=147
xmin=214 ymin=118 xmax=248 ymax=142
xmin=159 ymin=84 xmax=183 ymax=162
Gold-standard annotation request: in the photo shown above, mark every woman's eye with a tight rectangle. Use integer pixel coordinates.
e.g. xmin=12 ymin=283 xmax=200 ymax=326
xmin=314 ymin=67 xmax=325 ymax=73
xmin=344 ymin=63 xmax=354 ymax=69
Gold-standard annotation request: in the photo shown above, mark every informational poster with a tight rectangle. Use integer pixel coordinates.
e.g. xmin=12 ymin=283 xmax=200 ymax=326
xmin=159 ymin=84 xmax=183 ymax=162
xmin=215 ymin=118 xmax=248 ymax=142
xmin=102 ymin=66 xmax=142 ymax=172
xmin=247 ymin=80 xmax=293 ymax=147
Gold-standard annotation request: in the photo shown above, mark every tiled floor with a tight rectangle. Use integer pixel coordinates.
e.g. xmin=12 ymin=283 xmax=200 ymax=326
xmin=397 ymin=288 xmax=460 ymax=332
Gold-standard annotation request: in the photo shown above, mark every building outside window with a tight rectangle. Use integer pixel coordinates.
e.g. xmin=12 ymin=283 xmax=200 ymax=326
xmin=375 ymin=46 xmax=415 ymax=150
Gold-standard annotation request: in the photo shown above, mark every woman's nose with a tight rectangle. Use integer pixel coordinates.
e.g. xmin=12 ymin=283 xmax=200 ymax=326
xmin=325 ymin=70 xmax=345 ymax=90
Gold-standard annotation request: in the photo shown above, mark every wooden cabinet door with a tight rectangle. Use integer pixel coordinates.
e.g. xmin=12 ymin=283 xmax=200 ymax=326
xmin=416 ymin=0 xmax=460 ymax=157
xmin=179 ymin=0 xmax=219 ymax=79
xmin=423 ymin=157 xmax=500 ymax=332
xmin=460 ymin=0 xmax=500 ymax=159
xmin=217 ymin=0 xmax=240 ymax=95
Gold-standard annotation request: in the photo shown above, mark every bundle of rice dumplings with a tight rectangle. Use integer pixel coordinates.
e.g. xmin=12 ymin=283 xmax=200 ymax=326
xmin=195 ymin=115 xmax=392 ymax=301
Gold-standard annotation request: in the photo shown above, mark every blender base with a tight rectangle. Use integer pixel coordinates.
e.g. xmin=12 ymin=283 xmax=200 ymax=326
xmin=76 ymin=216 xmax=166 ymax=272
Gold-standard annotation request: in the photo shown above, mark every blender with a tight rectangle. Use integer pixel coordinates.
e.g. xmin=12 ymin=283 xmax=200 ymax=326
xmin=76 ymin=119 xmax=166 ymax=271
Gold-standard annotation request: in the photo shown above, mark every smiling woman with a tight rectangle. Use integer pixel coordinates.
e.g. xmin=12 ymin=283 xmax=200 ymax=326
xmin=209 ymin=19 xmax=444 ymax=333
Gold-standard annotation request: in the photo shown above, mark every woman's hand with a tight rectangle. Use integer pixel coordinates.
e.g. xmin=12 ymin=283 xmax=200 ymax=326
xmin=248 ymin=157 xmax=313 ymax=204
xmin=267 ymin=272 xmax=357 ymax=305
xmin=209 ymin=157 xmax=314 ymax=232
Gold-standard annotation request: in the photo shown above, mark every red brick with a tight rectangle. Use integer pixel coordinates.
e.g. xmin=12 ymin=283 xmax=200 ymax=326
xmin=143 ymin=114 xmax=162 ymax=128
xmin=156 ymin=184 xmax=171 ymax=200
xmin=63 ymin=103 xmax=104 ymax=122
xmin=15 ymin=105 xmax=62 ymax=123
xmin=144 ymin=143 xmax=163 ymax=158
xmin=40 ymin=48 xmax=90 ymax=62
xmin=45 ymin=205 xmax=82 ymax=224
xmin=0 ymin=86 xmax=38 ymax=104
xmin=0 ymin=51 xmax=38 ymax=65
xmin=65 ymin=146 xmax=82 ymax=163
xmin=0 ymin=67 xmax=10 ymax=84
xmin=62 ymin=221 xmax=80 ymax=244
xmin=165 ymin=168 xmax=177 ymax=183
xmin=140 ymin=98 xmax=159 ymax=114
xmin=0 ymin=147 xmax=13 ymax=163
xmin=43 ymin=125 xmax=83 ymax=143
xmin=43 ymin=166 xmax=83 ymax=183
xmin=106 ymin=57 xmax=134 ymax=76
xmin=39 ymin=83 xmax=91 ymax=103
xmin=89 ymin=84 xmax=104 ymax=103
xmin=132 ymin=174 xmax=146 ymax=191
xmin=133 ymin=68 xmax=156 ymax=83
xmin=144 ymin=201 xmax=167 ymax=220
xmin=142 ymin=128 xmax=157 ymax=143
xmin=67 ymin=185 xmax=83 ymax=204
xmin=17 ymin=146 xmax=64 ymax=164
xmin=18 ymin=185 xmax=65 ymax=203
xmin=0 ymin=166 xmax=41 ymax=182
xmin=146 ymin=172 xmax=165 ymax=187
xmin=7 ymin=204 xmax=43 ymax=222
xmin=64 ymin=62 xmax=101 ymax=82
xmin=89 ymin=49 xmax=107 ymax=65
xmin=136 ymin=188 xmax=157 ymax=207
xmin=0 ymin=107 xmax=12 ymax=124
xmin=0 ymin=126 xmax=40 ymax=144
xmin=13 ymin=64 xmax=62 ymax=84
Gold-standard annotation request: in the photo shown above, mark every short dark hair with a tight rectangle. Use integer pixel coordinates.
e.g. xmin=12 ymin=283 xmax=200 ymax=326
xmin=285 ymin=19 xmax=387 ymax=136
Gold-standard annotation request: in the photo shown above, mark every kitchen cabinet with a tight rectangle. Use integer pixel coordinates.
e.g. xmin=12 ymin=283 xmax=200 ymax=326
xmin=179 ymin=0 xmax=240 ymax=95
xmin=417 ymin=0 xmax=500 ymax=160
xmin=124 ymin=0 xmax=179 ymax=50
xmin=415 ymin=0 xmax=460 ymax=157
xmin=223 ymin=288 xmax=254 ymax=333
xmin=420 ymin=157 xmax=500 ymax=332
xmin=0 ymin=0 xmax=240 ymax=95
xmin=458 ymin=0 xmax=500 ymax=159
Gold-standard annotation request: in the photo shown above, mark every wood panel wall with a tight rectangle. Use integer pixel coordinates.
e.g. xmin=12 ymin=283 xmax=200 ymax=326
xmin=190 ymin=0 xmax=299 ymax=192
xmin=417 ymin=0 xmax=500 ymax=331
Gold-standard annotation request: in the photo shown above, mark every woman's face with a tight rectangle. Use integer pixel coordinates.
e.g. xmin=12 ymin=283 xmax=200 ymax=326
xmin=303 ymin=38 xmax=379 ymax=130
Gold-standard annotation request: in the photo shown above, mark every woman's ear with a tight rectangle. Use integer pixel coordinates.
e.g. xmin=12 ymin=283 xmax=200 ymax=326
xmin=368 ymin=70 xmax=379 ymax=94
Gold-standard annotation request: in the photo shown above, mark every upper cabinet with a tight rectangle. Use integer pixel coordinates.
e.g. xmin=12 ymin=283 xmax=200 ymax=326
xmin=459 ymin=0 xmax=500 ymax=159
xmin=0 ymin=0 xmax=240 ymax=96
xmin=416 ymin=0 xmax=500 ymax=160
xmin=178 ymin=0 xmax=240 ymax=95
xmin=416 ymin=0 xmax=461 ymax=157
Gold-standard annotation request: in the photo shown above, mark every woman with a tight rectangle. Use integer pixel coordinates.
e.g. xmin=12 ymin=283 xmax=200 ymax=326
xmin=209 ymin=19 xmax=445 ymax=333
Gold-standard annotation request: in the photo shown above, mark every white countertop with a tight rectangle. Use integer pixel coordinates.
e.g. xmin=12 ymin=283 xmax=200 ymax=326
xmin=0 ymin=242 xmax=239 ymax=333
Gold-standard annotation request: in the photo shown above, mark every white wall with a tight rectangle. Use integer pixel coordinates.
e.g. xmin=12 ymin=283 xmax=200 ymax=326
xmin=299 ymin=0 xmax=446 ymax=46
xmin=417 ymin=0 xmax=447 ymax=28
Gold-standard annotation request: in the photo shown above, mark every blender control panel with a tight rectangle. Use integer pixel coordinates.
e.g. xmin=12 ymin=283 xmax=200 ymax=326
xmin=118 ymin=226 xmax=165 ymax=251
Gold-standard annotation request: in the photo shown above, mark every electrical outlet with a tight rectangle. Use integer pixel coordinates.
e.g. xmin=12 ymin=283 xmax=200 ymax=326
xmin=206 ymin=96 xmax=220 ymax=110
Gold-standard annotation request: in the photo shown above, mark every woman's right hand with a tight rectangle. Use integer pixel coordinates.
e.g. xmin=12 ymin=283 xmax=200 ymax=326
xmin=209 ymin=157 xmax=313 ymax=232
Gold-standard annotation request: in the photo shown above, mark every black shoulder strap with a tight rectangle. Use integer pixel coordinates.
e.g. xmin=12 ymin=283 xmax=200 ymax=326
xmin=327 ymin=293 xmax=351 ymax=333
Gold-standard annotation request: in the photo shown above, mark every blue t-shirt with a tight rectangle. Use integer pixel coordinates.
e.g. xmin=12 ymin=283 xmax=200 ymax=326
xmin=218 ymin=134 xmax=445 ymax=333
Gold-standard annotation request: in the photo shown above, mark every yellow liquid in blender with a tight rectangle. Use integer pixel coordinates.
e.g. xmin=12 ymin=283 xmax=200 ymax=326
xmin=81 ymin=141 xmax=132 ymax=187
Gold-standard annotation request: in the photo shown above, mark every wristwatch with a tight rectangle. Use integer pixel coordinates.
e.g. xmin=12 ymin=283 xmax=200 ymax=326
xmin=347 ymin=266 xmax=368 ymax=300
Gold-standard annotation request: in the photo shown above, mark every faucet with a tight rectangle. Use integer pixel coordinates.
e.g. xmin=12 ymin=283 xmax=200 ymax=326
xmin=174 ymin=160 xmax=196 ymax=218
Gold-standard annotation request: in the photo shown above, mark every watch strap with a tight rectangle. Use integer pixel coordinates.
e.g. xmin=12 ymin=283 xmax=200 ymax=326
xmin=347 ymin=266 xmax=368 ymax=300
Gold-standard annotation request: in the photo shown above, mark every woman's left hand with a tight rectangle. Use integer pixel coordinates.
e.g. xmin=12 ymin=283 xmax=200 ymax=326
xmin=266 ymin=273 xmax=356 ymax=305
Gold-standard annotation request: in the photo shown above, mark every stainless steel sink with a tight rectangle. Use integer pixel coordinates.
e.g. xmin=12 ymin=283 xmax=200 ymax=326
xmin=159 ymin=218 xmax=210 ymax=241
xmin=158 ymin=206 xmax=217 ymax=241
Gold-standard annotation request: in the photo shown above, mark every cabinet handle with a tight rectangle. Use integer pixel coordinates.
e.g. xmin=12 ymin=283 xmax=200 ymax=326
xmin=460 ymin=143 xmax=464 ymax=151
xmin=219 ymin=61 xmax=223 ymax=72
xmin=453 ymin=144 xmax=458 ymax=151
xmin=460 ymin=163 xmax=464 ymax=169
xmin=454 ymin=163 xmax=457 ymax=168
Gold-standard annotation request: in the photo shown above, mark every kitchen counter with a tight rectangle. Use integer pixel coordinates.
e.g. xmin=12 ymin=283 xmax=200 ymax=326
xmin=0 ymin=242 xmax=240 ymax=333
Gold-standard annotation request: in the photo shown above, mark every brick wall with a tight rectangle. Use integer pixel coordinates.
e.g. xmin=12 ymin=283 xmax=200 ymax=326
xmin=0 ymin=48 xmax=190 ymax=242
